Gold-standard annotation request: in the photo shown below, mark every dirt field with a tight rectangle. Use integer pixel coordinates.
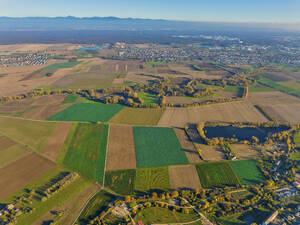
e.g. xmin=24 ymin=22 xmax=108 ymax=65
xmin=0 ymin=153 xmax=56 ymax=199
xmin=43 ymin=122 xmax=72 ymax=161
xmin=106 ymin=125 xmax=137 ymax=171
xmin=165 ymin=95 xmax=235 ymax=105
xmin=174 ymin=128 xmax=201 ymax=163
xmin=247 ymin=92 xmax=300 ymax=124
xmin=112 ymin=78 xmax=124 ymax=84
xmin=22 ymin=104 xmax=71 ymax=120
xmin=0 ymin=59 xmax=86 ymax=96
xmin=199 ymin=144 xmax=226 ymax=161
xmin=168 ymin=165 xmax=201 ymax=190
xmin=0 ymin=136 xmax=16 ymax=151
xmin=264 ymin=104 xmax=300 ymax=124
xmin=231 ymin=144 xmax=259 ymax=159
xmin=0 ymin=44 xmax=79 ymax=52
xmin=31 ymin=95 xmax=66 ymax=106
xmin=158 ymin=102 xmax=268 ymax=128
xmin=168 ymin=64 xmax=223 ymax=80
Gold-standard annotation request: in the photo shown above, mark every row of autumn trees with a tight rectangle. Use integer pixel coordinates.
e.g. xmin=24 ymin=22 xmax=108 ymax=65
xmin=0 ymin=75 xmax=251 ymax=109
xmin=90 ymin=184 xmax=280 ymax=224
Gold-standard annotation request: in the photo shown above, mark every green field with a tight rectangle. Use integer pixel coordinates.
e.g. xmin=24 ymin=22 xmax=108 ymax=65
xmin=40 ymin=61 xmax=82 ymax=71
xmin=223 ymin=86 xmax=244 ymax=97
xmin=62 ymin=123 xmax=108 ymax=184
xmin=195 ymin=162 xmax=240 ymax=189
xmin=258 ymin=78 xmax=300 ymax=97
xmin=134 ymin=207 xmax=200 ymax=224
xmin=138 ymin=92 xmax=159 ymax=106
xmin=146 ymin=60 xmax=167 ymax=68
xmin=135 ymin=167 xmax=170 ymax=193
xmin=48 ymin=103 xmax=123 ymax=122
xmin=0 ymin=116 xmax=57 ymax=152
xmin=109 ymin=107 xmax=164 ymax=126
xmin=230 ymin=160 xmax=265 ymax=185
xmin=248 ymin=85 xmax=275 ymax=92
xmin=16 ymin=176 xmax=89 ymax=225
xmin=0 ymin=74 xmax=6 ymax=77
xmin=62 ymin=94 xmax=78 ymax=103
xmin=78 ymin=190 xmax=116 ymax=225
xmin=133 ymin=127 xmax=189 ymax=168
xmin=278 ymin=81 xmax=300 ymax=92
xmin=294 ymin=131 xmax=300 ymax=148
xmin=105 ymin=169 xmax=136 ymax=195
xmin=0 ymin=144 xmax=29 ymax=168
xmin=290 ymin=152 xmax=300 ymax=161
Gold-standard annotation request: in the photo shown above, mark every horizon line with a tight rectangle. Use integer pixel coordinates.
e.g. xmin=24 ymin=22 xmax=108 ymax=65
xmin=0 ymin=16 xmax=300 ymax=25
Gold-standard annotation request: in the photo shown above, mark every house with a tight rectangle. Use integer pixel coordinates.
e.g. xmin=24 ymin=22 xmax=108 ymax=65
xmin=293 ymin=181 xmax=300 ymax=188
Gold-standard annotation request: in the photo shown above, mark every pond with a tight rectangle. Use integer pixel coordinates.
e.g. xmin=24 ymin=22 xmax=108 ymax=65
xmin=203 ymin=126 xmax=288 ymax=142
xmin=78 ymin=45 xmax=103 ymax=50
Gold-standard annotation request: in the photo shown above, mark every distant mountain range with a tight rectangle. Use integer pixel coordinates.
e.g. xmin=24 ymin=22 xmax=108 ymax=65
xmin=0 ymin=16 xmax=299 ymax=32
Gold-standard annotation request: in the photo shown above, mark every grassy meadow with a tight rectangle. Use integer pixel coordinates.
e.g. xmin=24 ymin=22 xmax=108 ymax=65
xmin=135 ymin=167 xmax=170 ymax=193
xmin=105 ymin=169 xmax=136 ymax=195
xmin=230 ymin=160 xmax=265 ymax=185
xmin=62 ymin=123 xmax=108 ymax=184
xmin=109 ymin=107 xmax=164 ymax=126
xmin=40 ymin=61 xmax=82 ymax=71
xmin=0 ymin=116 xmax=57 ymax=152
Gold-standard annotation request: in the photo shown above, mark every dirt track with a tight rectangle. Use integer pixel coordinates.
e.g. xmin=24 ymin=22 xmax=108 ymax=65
xmin=106 ymin=125 xmax=137 ymax=171
xmin=0 ymin=153 xmax=56 ymax=199
xmin=158 ymin=101 xmax=268 ymax=128
xmin=43 ymin=122 xmax=72 ymax=161
xmin=169 ymin=165 xmax=201 ymax=190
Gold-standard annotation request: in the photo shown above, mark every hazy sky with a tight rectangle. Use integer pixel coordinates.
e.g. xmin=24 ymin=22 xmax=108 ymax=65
xmin=0 ymin=0 xmax=299 ymax=23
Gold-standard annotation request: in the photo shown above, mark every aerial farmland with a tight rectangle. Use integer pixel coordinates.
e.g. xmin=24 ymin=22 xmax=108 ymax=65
xmin=0 ymin=40 xmax=299 ymax=225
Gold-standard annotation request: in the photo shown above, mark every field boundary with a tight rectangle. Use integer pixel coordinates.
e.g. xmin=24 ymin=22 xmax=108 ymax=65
xmin=71 ymin=183 xmax=102 ymax=225
xmin=103 ymin=124 xmax=110 ymax=187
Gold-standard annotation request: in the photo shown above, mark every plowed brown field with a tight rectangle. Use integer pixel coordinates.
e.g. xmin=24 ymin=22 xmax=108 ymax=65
xmin=22 ymin=104 xmax=71 ymax=120
xmin=169 ymin=165 xmax=201 ymax=190
xmin=0 ymin=153 xmax=56 ymax=199
xmin=106 ymin=125 xmax=136 ymax=171
xmin=158 ymin=101 xmax=268 ymax=128
xmin=231 ymin=144 xmax=259 ymax=159
xmin=174 ymin=128 xmax=201 ymax=163
xmin=248 ymin=92 xmax=300 ymax=124
xmin=0 ymin=136 xmax=16 ymax=151
xmin=43 ymin=122 xmax=72 ymax=161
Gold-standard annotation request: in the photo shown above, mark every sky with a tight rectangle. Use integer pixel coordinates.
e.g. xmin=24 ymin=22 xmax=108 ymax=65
xmin=0 ymin=0 xmax=299 ymax=23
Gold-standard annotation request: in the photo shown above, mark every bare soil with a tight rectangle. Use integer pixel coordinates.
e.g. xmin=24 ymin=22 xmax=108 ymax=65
xmin=0 ymin=153 xmax=56 ymax=199
xmin=43 ymin=122 xmax=72 ymax=161
xmin=158 ymin=102 xmax=268 ymax=128
xmin=198 ymin=144 xmax=226 ymax=161
xmin=22 ymin=104 xmax=71 ymax=120
xmin=169 ymin=165 xmax=201 ymax=190
xmin=231 ymin=144 xmax=259 ymax=160
xmin=247 ymin=92 xmax=300 ymax=124
xmin=174 ymin=128 xmax=201 ymax=163
xmin=106 ymin=125 xmax=137 ymax=171
xmin=0 ymin=136 xmax=16 ymax=151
